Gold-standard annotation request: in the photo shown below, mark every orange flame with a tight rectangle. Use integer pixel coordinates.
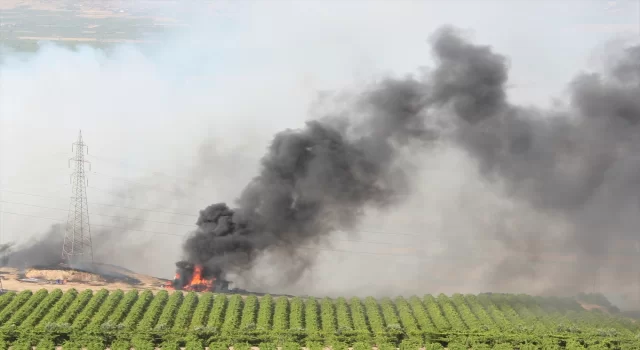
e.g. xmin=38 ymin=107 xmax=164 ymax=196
xmin=163 ymin=271 xmax=180 ymax=290
xmin=163 ymin=264 xmax=215 ymax=292
xmin=183 ymin=264 xmax=215 ymax=292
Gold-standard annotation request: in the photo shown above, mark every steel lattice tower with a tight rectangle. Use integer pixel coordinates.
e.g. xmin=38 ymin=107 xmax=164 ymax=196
xmin=62 ymin=130 xmax=94 ymax=266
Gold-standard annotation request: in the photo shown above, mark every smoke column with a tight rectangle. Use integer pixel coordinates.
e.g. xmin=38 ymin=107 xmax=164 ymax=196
xmin=428 ymin=27 xmax=640 ymax=292
xmin=183 ymin=25 xmax=640 ymax=294
xmin=183 ymin=78 xmax=434 ymax=279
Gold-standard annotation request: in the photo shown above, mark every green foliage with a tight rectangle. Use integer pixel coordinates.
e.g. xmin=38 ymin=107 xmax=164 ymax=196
xmin=233 ymin=342 xmax=252 ymax=350
xmin=335 ymin=297 xmax=353 ymax=332
xmin=436 ymin=294 xmax=466 ymax=331
xmin=122 ymin=290 xmax=153 ymax=331
xmin=378 ymin=343 xmax=397 ymax=350
xmin=1 ymin=289 xmax=639 ymax=347
xmin=83 ymin=337 xmax=105 ymax=350
xmin=86 ymin=289 xmax=124 ymax=331
xmin=207 ymin=294 xmax=228 ymax=331
xmin=448 ymin=342 xmax=467 ymax=350
xmin=21 ymin=289 xmax=63 ymax=331
xmin=208 ymin=341 xmax=229 ymax=350
xmin=331 ymin=341 xmax=349 ymax=350
xmin=57 ymin=289 xmax=94 ymax=326
xmin=307 ymin=340 xmax=323 ymax=350
xmin=399 ymin=338 xmax=422 ymax=350
xmin=425 ymin=343 xmax=444 ymax=350
xmin=350 ymin=297 xmax=370 ymax=336
xmin=62 ymin=340 xmax=82 ymax=350
xmin=240 ymin=295 xmax=258 ymax=330
xmin=395 ymin=297 xmax=421 ymax=338
xmin=4 ymin=289 xmax=48 ymax=329
xmin=0 ymin=290 xmax=32 ymax=325
xmin=289 ymin=297 xmax=304 ymax=332
xmin=320 ymin=297 xmax=337 ymax=336
xmin=518 ymin=344 xmax=538 ymax=350
xmin=257 ymin=295 xmax=274 ymax=332
xmin=36 ymin=337 xmax=56 ymax=350
xmin=540 ymin=338 xmax=560 ymax=350
xmin=110 ymin=338 xmax=131 ymax=350
xmin=190 ymin=293 xmax=214 ymax=331
xmin=273 ymin=296 xmax=289 ymax=332
xmin=36 ymin=289 xmax=78 ymax=331
xmin=353 ymin=341 xmax=371 ymax=350
xmin=131 ymin=335 xmax=154 ymax=350
xmin=71 ymin=289 xmax=109 ymax=330
xmin=564 ymin=339 xmax=585 ymax=350
xmin=221 ymin=295 xmax=243 ymax=335
xmin=185 ymin=337 xmax=204 ymax=350
xmin=11 ymin=338 xmax=33 ymax=350
xmin=161 ymin=339 xmax=181 ymax=350
xmin=282 ymin=341 xmax=300 ymax=350
xmin=0 ymin=291 xmax=16 ymax=311
xmin=155 ymin=291 xmax=184 ymax=331
xmin=137 ymin=289 xmax=169 ymax=331
xmin=259 ymin=342 xmax=277 ymax=350
xmin=105 ymin=289 xmax=139 ymax=329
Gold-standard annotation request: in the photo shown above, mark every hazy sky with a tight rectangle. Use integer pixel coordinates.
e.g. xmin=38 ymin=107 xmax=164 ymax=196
xmin=0 ymin=0 xmax=638 ymax=298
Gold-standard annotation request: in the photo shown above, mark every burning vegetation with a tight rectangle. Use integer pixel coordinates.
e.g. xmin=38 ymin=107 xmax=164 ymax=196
xmin=165 ymin=261 xmax=230 ymax=292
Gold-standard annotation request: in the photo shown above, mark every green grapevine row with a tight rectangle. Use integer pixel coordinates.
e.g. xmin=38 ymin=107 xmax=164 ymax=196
xmin=0 ymin=288 xmax=637 ymax=347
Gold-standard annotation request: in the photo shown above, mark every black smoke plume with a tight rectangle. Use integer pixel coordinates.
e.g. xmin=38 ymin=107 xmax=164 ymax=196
xmin=183 ymin=84 xmax=434 ymax=278
xmin=427 ymin=27 xmax=640 ymax=292
xmin=184 ymin=25 xmax=640 ymax=294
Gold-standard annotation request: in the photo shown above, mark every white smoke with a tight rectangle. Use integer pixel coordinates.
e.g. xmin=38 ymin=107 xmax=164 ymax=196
xmin=0 ymin=0 xmax=638 ymax=308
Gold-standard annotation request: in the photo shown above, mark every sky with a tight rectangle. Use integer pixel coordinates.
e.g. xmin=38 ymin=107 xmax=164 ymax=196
xmin=0 ymin=0 xmax=639 ymax=300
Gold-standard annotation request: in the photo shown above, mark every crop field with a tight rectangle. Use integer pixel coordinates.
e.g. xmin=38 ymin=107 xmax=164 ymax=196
xmin=0 ymin=0 xmax=183 ymax=53
xmin=0 ymin=289 xmax=638 ymax=349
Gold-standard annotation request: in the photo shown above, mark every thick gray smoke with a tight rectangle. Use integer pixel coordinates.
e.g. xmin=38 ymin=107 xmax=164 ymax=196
xmin=1 ymin=224 xmax=66 ymax=268
xmin=427 ymin=27 xmax=640 ymax=292
xmin=183 ymin=25 xmax=640 ymax=292
xmin=184 ymin=82 xmax=433 ymax=278
xmin=1 ymin=191 xmax=159 ymax=273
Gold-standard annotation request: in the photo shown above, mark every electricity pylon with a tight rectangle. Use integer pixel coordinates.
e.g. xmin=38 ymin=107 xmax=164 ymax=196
xmin=62 ymin=130 xmax=94 ymax=266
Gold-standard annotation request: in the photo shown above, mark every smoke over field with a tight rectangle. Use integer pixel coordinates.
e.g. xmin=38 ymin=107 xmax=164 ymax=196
xmin=2 ymin=1 xmax=640 ymax=305
xmin=181 ymin=25 xmax=640 ymax=300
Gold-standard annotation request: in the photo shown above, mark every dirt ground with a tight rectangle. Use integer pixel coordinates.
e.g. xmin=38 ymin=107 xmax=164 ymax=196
xmin=0 ymin=266 xmax=169 ymax=293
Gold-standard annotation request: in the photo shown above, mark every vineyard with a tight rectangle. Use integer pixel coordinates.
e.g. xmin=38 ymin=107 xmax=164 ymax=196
xmin=0 ymin=289 xmax=638 ymax=350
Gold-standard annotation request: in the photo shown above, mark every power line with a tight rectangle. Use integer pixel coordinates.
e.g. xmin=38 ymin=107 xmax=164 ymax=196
xmin=88 ymin=170 xmax=212 ymax=202
xmin=0 ymin=210 xmax=425 ymax=257
xmin=0 ymin=200 xmax=195 ymax=227
xmin=21 ymin=151 xmax=217 ymax=195
xmin=86 ymin=153 xmax=212 ymax=188
xmin=55 ymin=183 xmax=140 ymax=201
xmin=8 ymin=186 xmax=640 ymax=252
xmin=0 ymin=210 xmax=414 ymax=255
xmin=0 ymin=188 xmax=198 ymax=217
xmin=60 ymin=178 xmax=212 ymax=205
xmin=0 ymin=201 xmax=413 ymax=247
xmin=347 ymin=228 xmax=420 ymax=237
xmin=0 ymin=188 xmax=425 ymax=238
xmin=8 ymin=185 xmax=640 ymax=255
xmin=86 ymin=151 xmax=259 ymax=188
xmin=3 ymin=209 xmax=637 ymax=263
xmin=60 ymin=182 xmax=186 ymax=202
xmin=0 ymin=210 xmax=185 ymax=237
xmin=297 ymin=246 xmax=425 ymax=258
